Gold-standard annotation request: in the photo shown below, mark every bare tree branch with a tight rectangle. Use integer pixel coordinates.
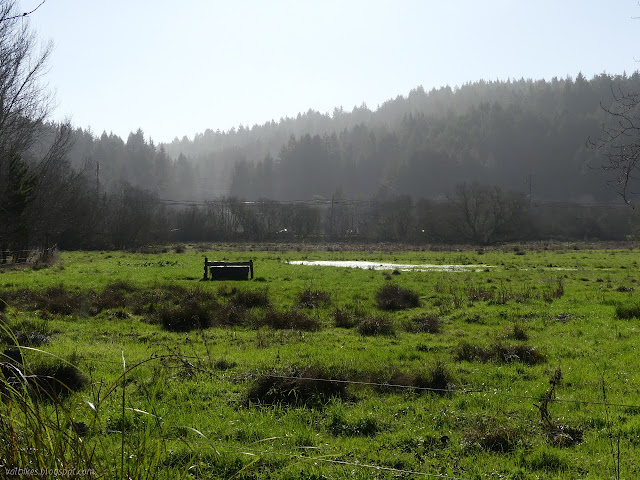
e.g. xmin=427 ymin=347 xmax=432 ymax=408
xmin=0 ymin=0 xmax=45 ymax=23
xmin=588 ymin=84 xmax=640 ymax=207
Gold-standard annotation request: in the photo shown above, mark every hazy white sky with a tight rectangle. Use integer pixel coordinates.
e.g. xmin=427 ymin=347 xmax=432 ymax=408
xmin=21 ymin=0 xmax=640 ymax=143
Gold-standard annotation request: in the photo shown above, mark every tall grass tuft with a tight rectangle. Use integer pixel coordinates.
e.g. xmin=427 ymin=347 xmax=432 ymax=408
xmin=403 ymin=314 xmax=442 ymax=334
xmin=356 ymin=316 xmax=395 ymax=336
xmin=615 ymin=301 xmax=640 ymax=319
xmin=333 ymin=304 xmax=366 ymax=328
xmin=0 ymin=344 xmax=101 ymax=476
xmin=374 ymin=284 xmax=421 ymax=311
xmin=155 ymin=288 xmax=218 ymax=332
xmin=296 ymin=288 xmax=331 ymax=309
xmin=246 ymin=366 xmax=348 ymax=407
xmin=231 ymin=288 xmax=271 ymax=308
xmin=454 ymin=341 xmax=546 ymax=365
xmin=254 ymin=308 xmax=320 ymax=331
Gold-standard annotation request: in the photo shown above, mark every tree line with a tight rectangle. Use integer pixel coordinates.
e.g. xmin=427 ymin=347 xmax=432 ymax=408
xmin=2 ymin=0 xmax=640 ymax=254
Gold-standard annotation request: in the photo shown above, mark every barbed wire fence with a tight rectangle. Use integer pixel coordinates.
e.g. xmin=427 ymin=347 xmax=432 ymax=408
xmin=1 ymin=340 xmax=636 ymax=478
xmin=0 ymin=248 xmax=57 ymax=268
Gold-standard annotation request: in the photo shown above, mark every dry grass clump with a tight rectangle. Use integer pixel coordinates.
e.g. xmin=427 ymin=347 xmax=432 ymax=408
xmin=615 ymin=301 xmax=640 ymax=319
xmin=254 ymin=308 xmax=320 ymax=331
xmin=414 ymin=361 xmax=455 ymax=393
xmin=38 ymin=286 xmax=84 ymax=315
xmin=504 ymin=323 xmax=529 ymax=341
xmin=12 ymin=321 xmax=53 ymax=347
xmin=454 ymin=341 xmax=546 ymax=365
xmin=333 ymin=305 xmax=366 ymax=328
xmin=373 ymin=361 xmax=454 ymax=394
xmin=463 ymin=417 xmax=525 ymax=452
xmin=246 ymin=366 xmax=347 ymax=406
xmin=1 ymin=347 xmax=23 ymax=380
xmin=546 ymin=424 xmax=583 ymax=447
xmin=333 ymin=308 xmax=357 ymax=328
xmin=230 ymin=289 xmax=271 ymax=308
xmin=296 ymin=288 xmax=331 ymax=309
xmin=403 ymin=314 xmax=442 ymax=334
xmin=157 ymin=299 xmax=213 ymax=332
xmin=213 ymin=303 xmax=249 ymax=327
xmin=375 ymin=284 xmax=421 ymax=311
xmin=542 ymin=278 xmax=565 ymax=302
xmin=466 ymin=285 xmax=494 ymax=302
xmin=30 ymin=286 xmax=84 ymax=315
xmin=91 ymin=281 xmax=138 ymax=314
xmin=356 ymin=316 xmax=395 ymax=336
xmin=156 ymin=289 xmax=219 ymax=332
xmin=28 ymin=361 xmax=90 ymax=398
xmin=0 ymin=317 xmax=55 ymax=347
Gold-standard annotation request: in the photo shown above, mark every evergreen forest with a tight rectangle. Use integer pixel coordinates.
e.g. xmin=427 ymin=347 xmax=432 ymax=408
xmin=5 ymin=72 xmax=640 ymax=252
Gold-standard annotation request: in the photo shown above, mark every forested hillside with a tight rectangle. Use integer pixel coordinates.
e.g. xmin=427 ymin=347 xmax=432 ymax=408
xmin=5 ymin=69 xmax=640 ymax=253
xmin=66 ymin=73 xmax=635 ymax=204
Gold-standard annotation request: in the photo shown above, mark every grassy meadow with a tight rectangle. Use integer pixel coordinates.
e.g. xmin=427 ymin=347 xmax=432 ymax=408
xmin=2 ymin=243 xmax=640 ymax=479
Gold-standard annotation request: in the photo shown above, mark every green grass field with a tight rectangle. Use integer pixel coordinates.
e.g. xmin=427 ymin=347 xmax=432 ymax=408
xmin=2 ymin=243 xmax=640 ymax=479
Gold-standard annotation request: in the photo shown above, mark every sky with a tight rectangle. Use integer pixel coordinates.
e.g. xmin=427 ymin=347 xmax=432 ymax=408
xmin=19 ymin=0 xmax=640 ymax=144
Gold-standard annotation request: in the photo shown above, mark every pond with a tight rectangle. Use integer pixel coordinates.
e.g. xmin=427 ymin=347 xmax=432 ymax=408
xmin=286 ymin=260 xmax=492 ymax=272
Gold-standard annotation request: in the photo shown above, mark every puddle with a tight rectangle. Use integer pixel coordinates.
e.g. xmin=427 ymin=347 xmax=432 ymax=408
xmin=286 ymin=260 xmax=492 ymax=272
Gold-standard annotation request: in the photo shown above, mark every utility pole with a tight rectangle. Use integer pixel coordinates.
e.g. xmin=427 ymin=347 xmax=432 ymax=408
xmin=329 ymin=194 xmax=335 ymax=239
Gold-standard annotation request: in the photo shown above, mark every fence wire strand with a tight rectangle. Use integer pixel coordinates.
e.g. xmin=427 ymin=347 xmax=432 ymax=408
xmin=9 ymin=349 xmax=640 ymax=411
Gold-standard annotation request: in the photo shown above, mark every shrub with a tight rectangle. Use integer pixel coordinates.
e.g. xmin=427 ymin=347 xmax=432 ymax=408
xmin=356 ymin=316 xmax=395 ymax=336
xmin=375 ymin=284 xmax=421 ymax=311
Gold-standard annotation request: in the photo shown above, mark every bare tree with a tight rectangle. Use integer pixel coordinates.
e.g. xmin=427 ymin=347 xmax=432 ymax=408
xmin=0 ymin=0 xmax=53 ymax=156
xmin=588 ymin=85 xmax=640 ymax=206
xmin=449 ymin=183 xmax=528 ymax=245
xmin=0 ymin=0 xmax=74 ymax=254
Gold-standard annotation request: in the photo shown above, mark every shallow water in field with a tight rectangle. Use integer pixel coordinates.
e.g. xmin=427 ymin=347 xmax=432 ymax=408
xmin=286 ymin=260 xmax=492 ymax=272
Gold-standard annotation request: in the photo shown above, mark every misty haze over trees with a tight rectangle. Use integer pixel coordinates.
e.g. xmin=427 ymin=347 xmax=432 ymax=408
xmin=51 ymin=73 xmax=640 ymax=248
xmin=2 ymin=0 xmax=640 ymax=254
xmin=70 ymin=74 xmax=626 ymax=204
